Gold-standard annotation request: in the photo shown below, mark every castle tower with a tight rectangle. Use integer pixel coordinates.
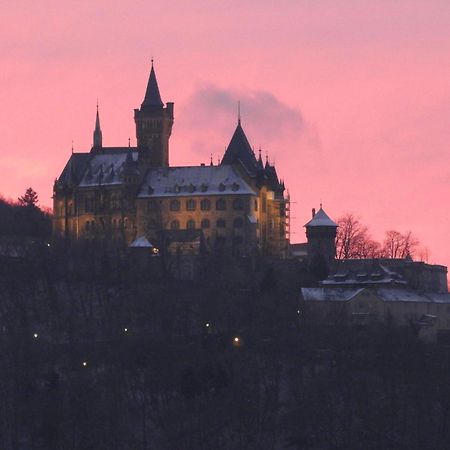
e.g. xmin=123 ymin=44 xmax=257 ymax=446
xmin=92 ymin=103 xmax=102 ymax=149
xmin=304 ymin=206 xmax=338 ymax=266
xmin=134 ymin=61 xmax=174 ymax=167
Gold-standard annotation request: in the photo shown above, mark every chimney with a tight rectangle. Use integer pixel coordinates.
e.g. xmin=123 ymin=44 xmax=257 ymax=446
xmin=312 ymin=208 xmax=316 ymax=218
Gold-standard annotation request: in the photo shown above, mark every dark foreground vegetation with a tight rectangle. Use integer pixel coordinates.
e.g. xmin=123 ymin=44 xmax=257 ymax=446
xmin=0 ymin=239 xmax=450 ymax=450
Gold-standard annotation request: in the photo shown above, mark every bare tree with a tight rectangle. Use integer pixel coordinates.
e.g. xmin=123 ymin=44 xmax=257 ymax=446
xmin=381 ymin=230 xmax=419 ymax=259
xmin=335 ymin=213 xmax=380 ymax=259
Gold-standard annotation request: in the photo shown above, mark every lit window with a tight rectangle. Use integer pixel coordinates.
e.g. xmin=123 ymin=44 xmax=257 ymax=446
xmin=186 ymin=199 xmax=196 ymax=211
xmin=200 ymin=199 xmax=210 ymax=211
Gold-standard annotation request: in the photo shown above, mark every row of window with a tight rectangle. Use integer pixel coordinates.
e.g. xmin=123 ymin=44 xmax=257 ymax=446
xmin=85 ymin=197 xmax=127 ymax=212
xmin=85 ymin=218 xmax=129 ymax=231
xmin=170 ymin=217 xmax=244 ymax=230
xmin=153 ymin=198 xmax=246 ymax=212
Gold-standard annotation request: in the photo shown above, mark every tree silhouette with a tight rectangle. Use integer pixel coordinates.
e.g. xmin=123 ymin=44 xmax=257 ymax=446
xmin=18 ymin=187 xmax=39 ymax=208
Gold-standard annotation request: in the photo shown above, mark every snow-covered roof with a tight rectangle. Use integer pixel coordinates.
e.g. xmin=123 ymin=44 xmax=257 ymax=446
xmin=138 ymin=164 xmax=256 ymax=198
xmin=304 ymin=207 xmax=338 ymax=228
xmin=129 ymin=236 xmax=154 ymax=248
xmin=78 ymin=149 xmax=139 ymax=187
xmin=321 ymin=263 xmax=407 ymax=286
xmin=302 ymin=287 xmax=450 ymax=304
xmin=302 ymin=287 xmax=364 ymax=302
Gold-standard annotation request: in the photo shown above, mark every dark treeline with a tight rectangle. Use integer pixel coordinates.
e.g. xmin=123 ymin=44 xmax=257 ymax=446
xmin=0 ymin=189 xmax=52 ymax=238
xmin=1 ymin=240 xmax=450 ymax=449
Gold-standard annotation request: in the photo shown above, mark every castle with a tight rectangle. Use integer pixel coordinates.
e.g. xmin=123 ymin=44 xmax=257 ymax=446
xmin=53 ymin=63 xmax=290 ymax=257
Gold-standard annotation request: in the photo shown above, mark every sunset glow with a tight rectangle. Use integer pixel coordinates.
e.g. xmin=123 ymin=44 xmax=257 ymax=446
xmin=1 ymin=1 xmax=449 ymax=268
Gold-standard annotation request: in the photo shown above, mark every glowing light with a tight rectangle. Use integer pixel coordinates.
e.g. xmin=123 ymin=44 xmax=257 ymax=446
xmin=297 ymin=310 xmax=300 ymax=315
xmin=234 ymin=337 xmax=239 ymax=343
xmin=205 ymin=323 xmax=210 ymax=327
xmin=33 ymin=333 xmax=38 ymax=338
xmin=82 ymin=361 xmax=87 ymax=367
xmin=124 ymin=328 xmax=128 ymax=332
xmin=47 ymin=243 xmax=51 ymax=247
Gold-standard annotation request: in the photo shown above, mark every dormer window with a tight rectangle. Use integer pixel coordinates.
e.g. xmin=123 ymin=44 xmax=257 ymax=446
xmin=147 ymin=185 xmax=154 ymax=195
xmin=188 ymin=184 xmax=196 ymax=193
xmin=219 ymin=183 xmax=226 ymax=192
xmin=232 ymin=182 xmax=239 ymax=191
xmin=174 ymin=184 xmax=180 ymax=193
xmin=200 ymin=183 xmax=208 ymax=192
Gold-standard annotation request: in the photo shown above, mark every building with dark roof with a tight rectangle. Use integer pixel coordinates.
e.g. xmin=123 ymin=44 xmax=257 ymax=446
xmin=53 ymin=63 xmax=289 ymax=257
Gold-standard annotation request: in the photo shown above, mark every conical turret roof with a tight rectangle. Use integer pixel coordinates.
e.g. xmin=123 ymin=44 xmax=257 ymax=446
xmin=304 ymin=207 xmax=338 ymax=228
xmin=221 ymin=122 xmax=258 ymax=175
xmin=142 ymin=62 xmax=164 ymax=108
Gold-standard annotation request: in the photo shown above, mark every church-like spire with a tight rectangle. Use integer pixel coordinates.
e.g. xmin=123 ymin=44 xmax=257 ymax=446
xmin=141 ymin=60 xmax=164 ymax=108
xmin=93 ymin=102 xmax=102 ymax=148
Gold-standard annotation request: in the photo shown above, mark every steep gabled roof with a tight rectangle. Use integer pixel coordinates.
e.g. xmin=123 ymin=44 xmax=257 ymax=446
xmin=221 ymin=122 xmax=258 ymax=176
xmin=142 ymin=63 xmax=164 ymax=108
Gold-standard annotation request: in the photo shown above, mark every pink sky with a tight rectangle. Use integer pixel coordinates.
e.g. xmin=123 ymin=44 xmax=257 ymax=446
xmin=1 ymin=1 xmax=450 ymax=268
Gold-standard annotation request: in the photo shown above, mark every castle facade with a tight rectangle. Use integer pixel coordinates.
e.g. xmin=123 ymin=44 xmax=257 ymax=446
xmin=53 ymin=64 xmax=289 ymax=256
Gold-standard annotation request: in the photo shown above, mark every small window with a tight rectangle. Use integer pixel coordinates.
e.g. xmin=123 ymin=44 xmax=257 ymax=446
xmin=200 ymin=199 xmax=210 ymax=211
xmin=187 ymin=219 xmax=196 ymax=229
xmin=233 ymin=198 xmax=244 ymax=210
xmin=148 ymin=200 xmax=157 ymax=211
xmin=170 ymin=199 xmax=180 ymax=211
xmin=233 ymin=217 xmax=243 ymax=228
xmin=262 ymin=195 xmax=267 ymax=213
xmin=216 ymin=198 xmax=226 ymax=211
xmin=186 ymin=199 xmax=196 ymax=211
xmin=201 ymin=218 xmax=210 ymax=229
xmin=254 ymin=199 xmax=258 ymax=211
xmin=85 ymin=221 xmax=90 ymax=231
xmin=217 ymin=219 xmax=226 ymax=228
xmin=110 ymin=197 xmax=119 ymax=210
xmin=218 ymin=183 xmax=226 ymax=192
xmin=170 ymin=220 xmax=180 ymax=230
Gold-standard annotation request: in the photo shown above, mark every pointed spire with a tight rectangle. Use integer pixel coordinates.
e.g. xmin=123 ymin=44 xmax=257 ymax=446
xmin=210 ymin=153 xmax=213 ymax=166
xmin=93 ymin=102 xmax=102 ymax=148
xmin=142 ymin=60 xmax=164 ymax=108
xmin=257 ymin=147 xmax=263 ymax=168
xmin=237 ymin=101 xmax=241 ymax=125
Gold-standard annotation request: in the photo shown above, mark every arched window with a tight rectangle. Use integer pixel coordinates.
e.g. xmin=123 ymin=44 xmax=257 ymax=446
xmin=216 ymin=198 xmax=226 ymax=211
xmin=170 ymin=199 xmax=180 ymax=211
xmin=233 ymin=198 xmax=244 ymax=210
xmin=200 ymin=199 xmax=210 ymax=211
xmin=187 ymin=219 xmax=196 ymax=229
xmin=233 ymin=217 xmax=243 ymax=228
xmin=216 ymin=219 xmax=226 ymax=228
xmin=85 ymin=221 xmax=90 ymax=231
xmin=186 ymin=199 xmax=196 ymax=211
xmin=201 ymin=218 xmax=210 ymax=229
xmin=170 ymin=220 xmax=180 ymax=230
